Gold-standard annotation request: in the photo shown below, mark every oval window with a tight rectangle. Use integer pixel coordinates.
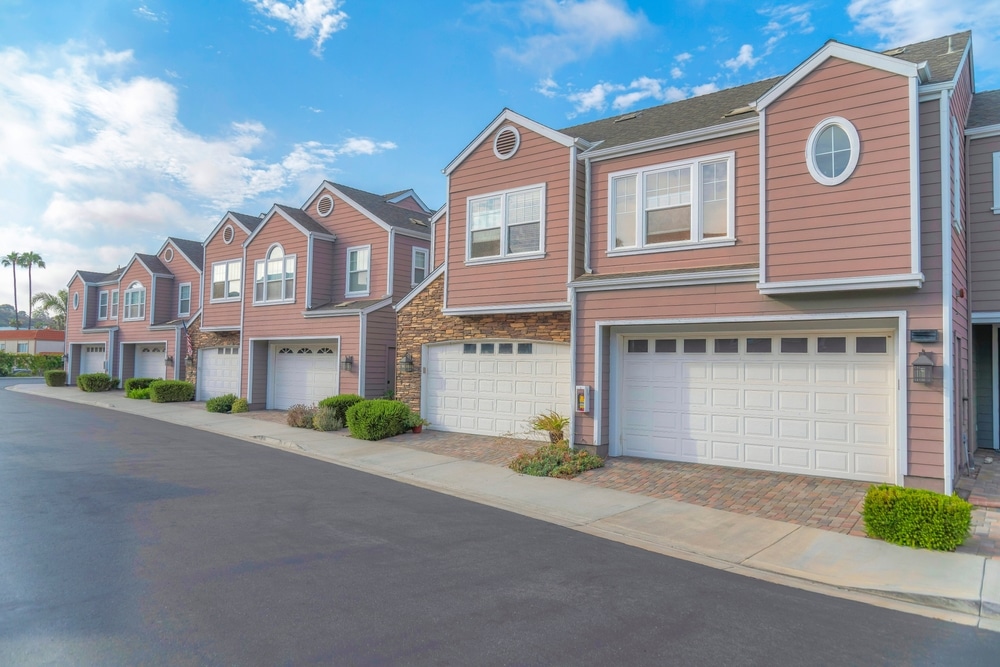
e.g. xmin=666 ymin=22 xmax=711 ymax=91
xmin=805 ymin=117 xmax=860 ymax=186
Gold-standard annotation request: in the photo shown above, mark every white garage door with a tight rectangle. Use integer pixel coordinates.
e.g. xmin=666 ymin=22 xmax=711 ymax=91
xmin=424 ymin=341 xmax=571 ymax=438
xmin=620 ymin=331 xmax=896 ymax=483
xmin=80 ymin=345 xmax=106 ymax=375
xmin=269 ymin=343 xmax=339 ymax=409
xmin=135 ymin=345 xmax=167 ymax=379
xmin=197 ymin=347 xmax=240 ymax=401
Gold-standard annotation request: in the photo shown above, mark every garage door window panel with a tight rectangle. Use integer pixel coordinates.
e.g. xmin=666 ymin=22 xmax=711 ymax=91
xmin=467 ymin=184 xmax=545 ymax=262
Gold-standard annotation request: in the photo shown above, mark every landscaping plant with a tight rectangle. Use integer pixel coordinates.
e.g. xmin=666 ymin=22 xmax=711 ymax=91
xmin=862 ymin=484 xmax=972 ymax=551
xmin=509 ymin=442 xmax=604 ymax=479
xmin=318 ymin=394 xmax=365 ymax=424
xmin=148 ymin=380 xmax=195 ymax=403
xmin=286 ymin=404 xmax=317 ymax=428
xmin=345 ymin=399 xmax=411 ymax=441
xmin=206 ymin=393 xmax=238 ymax=413
xmin=44 ymin=369 xmax=67 ymax=387
xmin=312 ymin=405 xmax=343 ymax=431
xmin=529 ymin=411 xmax=569 ymax=443
xmin=76 ymin=373 xmax=119 ymax=392
xmin=126 ymin=387 xmax=151 ymax=400
xmin=231 ymin=398 xmax=249 ymax=413
xmin=124 ymin=377 xmax=160 ymax=393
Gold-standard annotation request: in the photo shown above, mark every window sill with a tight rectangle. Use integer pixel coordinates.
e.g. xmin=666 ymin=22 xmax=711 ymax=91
xmin=123 ymin=317 xmax=145 ymax=322
xmin=252 ymin=299 xmax=296 ymax=307
xmin=178 ymin=312 xmax=191 ymax=319
xmin=345 ymin=292 xmax=370 ymax=299
xmin=209 ymin=297 xmax=241 ymax=304
xmin=608 ymin=238 xmax=735 ymax=257
xmin=464 ymin=251 xmax=546 ymax=266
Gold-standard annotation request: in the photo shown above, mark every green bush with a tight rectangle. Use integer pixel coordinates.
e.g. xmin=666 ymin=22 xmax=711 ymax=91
xmin=345 ymin=399 xmax=412 ymax=441
xmin=231 ymin=398 xmax=249 ymax=413
xmin=318 ymin=394 xmax=365 ymax=424
xmin=509 ymin=442 xmax=605 ymax=479
xmin=0 ymin=351 xmax=63 ymax=377
xmin=124 ymin=377 xmax=160 ymax=393
xmin=862 ymin=484 xmax=972 ymax=551
xmin=148 ymin=380 xmax=195 ymax=403
xmin=77 ymin=373 xmax=119 ymax=392
xmin=312 ymin=405 xmax=343 ymax=431
xmin=126 ymin=387 xmax=151 ymax=400
xmin=44 ymin=370 xmax=67 ymax=387
xmin=206 ymin=393 xmax=238 ymax=413
xmin=286 ymin=404 xmax=317 ymax=428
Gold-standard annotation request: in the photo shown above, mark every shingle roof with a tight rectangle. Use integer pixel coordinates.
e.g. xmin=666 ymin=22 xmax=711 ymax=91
xmin=274 ymin=205 xmax=332 ymax=236
xmin=136 ymin=253 xmax=170 ymax=275
xmin=330 ymin=182 xmax=432 ymax=234
xmin=167 ymin=237 xmax=204 ymax=270
xmin=76 ymin=267 xmax=123 ymax=284
xmin=307 ymin=298 xmax=387 ymax=313
xmin=969 ymin=89 xmax=1000 ymax=129
xmin=229 ymin=211 xmax=263 ymax=232
xmin=888 ymin=31 xmax=970 ymax=85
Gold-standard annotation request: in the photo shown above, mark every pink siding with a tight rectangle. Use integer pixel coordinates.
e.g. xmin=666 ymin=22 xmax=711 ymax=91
xmin=153 ymin=276 xmax=173 ymax=325
xmin=202 ymin=221 xmax=249 ymax=330
xmin=969 ymin=136 xmax=1000 ymax=311
xmin=764 ymin=58 xmax=913 ymax=282
xmin=363 ymin=306 xmax=397 ymax=398
xmin=393 ymin=233 xmax=430 ymax=299
xmin=117 ymin=262 xmax=153 ymax=343
xmin=446 ymin=123 xmax=572 ymax=308
xmin=391 ymin=195 xmax=424 ymax=212
xmin=158 ymin=241 xmax=201 ymax=321
xmin=589 ymin=131 xmax=759 ymax=275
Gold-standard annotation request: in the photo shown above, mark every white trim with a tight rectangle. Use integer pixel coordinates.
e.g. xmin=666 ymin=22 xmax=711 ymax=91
xmin=122 ymin=281 xmax=147 ymax=321
xmin=584 ymin=157 xmax=593 ymax=274
xmin=238 ymin=243 xmax=247 ymax=398
xmin=593 ymin=322 xmax=603 ymax=452
xmin=205 ymin=212 xmax=254 ymax=247
xmin=72 ymin=291 xmax=80 ymax=311
xmin=177 ymin=282 xmax=192 ymax=317
xmin=387 ymin=229 xmax=396 ymax=297
xmin=582 ymin=116 xmax=759 ymax=161
xmin=972 ymin=312 xmax=1000 ymax=323
xmin=110 ymin=288 xmax=119 ymax=321
xmin=443 ymin=177 xmax=450 ymax=311
xmin=153 ymin=238 xmax=203 ymax=274
xmin=608 ymin=239 xmax=736 ymax=257
xmin=358 ymin=313 xmax=367 ymax=396
xmin=252 ymin=244 xmax=296 ymax=305
xmin=299 ymin=182 xmax=430 ymax=240
xmin=941 ymin=89 xmax=955 ymax=495
xmin=411 ymin=246 xmax=429 ymax=287
xmin=756 ymin=41 xmax=921 ymax=110
xmin=261 ymin=336 xmax=343 ymax=409
xmin=951 ymin=116 xmax=963 ymax=232
xmin=966 ymin=124 xmax=1000 ymax=139
xmin=386 ymin=189 xmax=431 ymax=214
xmin=759 ymin=107 xmax=768 ymax=283
xmin=804 ymin=117 xmax=860 ymax=186
xmin=444 ymin=109 xmax=577 ymax=176
xmin=463 ymin=252 xmax=546 ymax=267
xmin=492 ymin=125 xmax=521 ymax=160
xmin=97 ymin=290 xmax=109 ymax=321
xmin=757 ymin=273 xmax=924 ymax=295
xmin=993 ymin=152 xmax=1000 ymax=213
xmin=315 ymin=194 xmax=335 ymax=217
xmin=568 ymin=145 xmax=577 ymax=302
xmin=163 ymin=247 xmax=173 ymax=263
xmin=306 ymin=235 xmax=314 ymax=309
xmin=994 ymin=325 xmax=999 ymax=451
xmin=571 ymin=267 xmax=758 ymax=292
xmin=909 ymin=77 xmax=922 ymax=274
xmin=441 ymin=301 xmax=570 ymax=316
xmin=395 ymin=265 xmax=445 ymax=311
xmin=302 ymin=297 xmax=392 ymax=318
xmin=209 ymin=259 xmax=243 ymax=303
xmin=345 ymin=245 xmax=372 ymax=298
xmin=243 ymin=204 xmax=337 ymax=247
xmin=223 ymin=224 xmax=236 ymax=244
xmin=465 ymin=182 xmax=547 ymax=263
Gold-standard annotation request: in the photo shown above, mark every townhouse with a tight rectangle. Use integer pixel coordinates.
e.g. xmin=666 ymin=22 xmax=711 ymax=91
xmin=397 ymin=31 xmax=995 ymax=494
xmin=0 ymin=329 xmax=64 ymax=355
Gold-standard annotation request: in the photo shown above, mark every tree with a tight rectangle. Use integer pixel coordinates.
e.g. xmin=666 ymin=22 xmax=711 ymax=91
xmin=18 ymin=252 xmax=45 ymax=330
xmin=31 ymin=290 xmax=68 ymax=331
xmin=1 ymin=252 xmax=22 ymax=329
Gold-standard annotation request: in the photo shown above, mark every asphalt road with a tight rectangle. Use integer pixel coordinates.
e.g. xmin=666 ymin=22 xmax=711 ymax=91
xmin=1 ymin=388 xmax=998 ymax=666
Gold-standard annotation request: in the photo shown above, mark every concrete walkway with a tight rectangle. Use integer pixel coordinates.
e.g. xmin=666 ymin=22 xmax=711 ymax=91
xmin=8 ymin=383 xmax=1000 ymax=631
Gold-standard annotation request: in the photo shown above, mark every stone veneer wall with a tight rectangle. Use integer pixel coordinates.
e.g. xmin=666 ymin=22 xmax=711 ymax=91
xmin=183 ymin=314 xmax=241 ymax=389
xmin=395 ymin=275 xmax=570 ymax=412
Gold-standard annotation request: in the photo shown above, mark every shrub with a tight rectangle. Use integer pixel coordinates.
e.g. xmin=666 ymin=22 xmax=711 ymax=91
xmin=124 ymin=377 xmax=160 ymax=393
xmin=77 ymin=373 xmax=119 ymax=392
xmin=127 ymin=387 xmax=151 ymax=400
xmin=148 ymin=380 xmax=195 ymax=403
xmin=509 ymin=442 xmax=604 ymax=479
xmin=529 ymin=411 xmax=570 ymax=443
xmin=286 ymin=404 xmax=317 ymax=428
xmin=318 ymin=394 xmax=365 ymax=424
xmin=345 ymin=399 xmax=412 ymax=441
xmin=312 ymin=405 xmax=343 ymax=431
xmin=862 ymin=484 xmax=972 ymax=551
xmin=44 ymin=370 xmax=67 ymax=387
xmin=0 ymin=351 xmax=63 ymax=377
xmin=231 ymin=398 xmax=249 ymax=413
xmin=206 ymin=393 xmax=238 ymax=413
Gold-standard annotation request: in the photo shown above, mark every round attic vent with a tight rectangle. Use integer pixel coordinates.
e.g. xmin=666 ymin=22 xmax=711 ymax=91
xmin=316 ymin=194 xmax=335 ymax=217
xmin=72 ymin=292 xmax=79 ymax=310
xmin=493 ymin=126 xmax=520 ymax=160
xmin=222 ymin=224 xmax=235 ymax=245
xmin=164 ymin=247 xmax=174 ymax=262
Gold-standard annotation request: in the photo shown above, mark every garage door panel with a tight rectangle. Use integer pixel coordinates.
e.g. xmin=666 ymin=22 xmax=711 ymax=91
xmin=197 ymin=347 xmax=240 ymax=401
xmin=270 ymin=343 xmax=339 ymax=410
xmin=135 ymin=345 xmax=166 ymax=380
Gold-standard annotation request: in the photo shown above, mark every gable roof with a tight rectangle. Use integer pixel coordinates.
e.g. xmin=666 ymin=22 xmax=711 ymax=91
xmin=244 ymin=204 xmax=337 ymax=246
xmin=968 ymin=89 xmax=1000 ymax=129
xmin=383 ymin=189 xmax=432 ymax=213
xmin=135 ymin=253 xmax=171 ymax=277
xmin=888 ymin=31 xmax=970 ymax=85
xmin=69 ymin=267 xmax=123 ymax=287
xmin=164 ymin=237 xmax=204 ymax=271
xmin=330 ymin=182 xmax=432 ymax=234
xmin=204 ymin=210 xmax=263 ymax=247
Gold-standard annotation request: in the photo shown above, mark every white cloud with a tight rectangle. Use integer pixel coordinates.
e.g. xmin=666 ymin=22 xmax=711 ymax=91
xmin=247 ymin=0 xmax=349 ymax=56
xmin=497 ymin=0 xmax=648 ymax=72
xmin=566 ymin=82 xmax=624 ymax=114
xmin=675 ymin=52 xmax=692 ymax=64
xmin=535 ymin=77 xmax=559 ymax=98
xmin=41 ymin=192 xmax=188 ymax=234
xmin=611 ymin=76 xmax=685 ymax=110
xmin=559 ymin=75 xmax=710 ymax=116
xmin=724 ymin=44 xmax=760 ymax=70
xmin=670 ymin=67 xmax=683 ymax=79
xmin=134 ymin=5 xmax=167 ymax=23
xmin=691 ymin=82 xmax=720 ymax=96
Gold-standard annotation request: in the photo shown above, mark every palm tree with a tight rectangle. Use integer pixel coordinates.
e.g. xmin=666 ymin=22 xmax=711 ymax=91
xmin=1 ymin=252 xmax=22 ymax=329
xmin=18 ymin=252 xmax=45 ymax=329
xmin=31 ymin=290 xmax=68 ymax=331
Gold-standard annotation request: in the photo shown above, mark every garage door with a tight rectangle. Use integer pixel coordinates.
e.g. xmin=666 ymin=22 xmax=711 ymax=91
xmin=80 ymin=345 xmax=106 ymax=375
xmin=620 ymin=332 xmax=896 ymax=482
xmin=197 ymin=346 xmax=240 ymax=401
xmin=270 ymin=343 xmax=339 ymax=409
xmin=424 ymin=341 xmax=571 ymax=438
xmin=135 ymin=345 xmax=166 ymax=379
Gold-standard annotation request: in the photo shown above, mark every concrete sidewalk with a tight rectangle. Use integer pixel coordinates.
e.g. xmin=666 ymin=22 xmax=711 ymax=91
xmin=8 ymin=383 xmax=999 ymax=631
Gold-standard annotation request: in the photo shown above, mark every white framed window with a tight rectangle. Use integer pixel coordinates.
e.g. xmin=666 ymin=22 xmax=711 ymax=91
xmin=346 ymin=245 xmax=371 ymax=297
xmin=72 ymin=292 xmax=79 ymax=310
xmin=467 ymin=184 xmax=545 ymax=262
xmin=123 ymin=281 xmax=146 ymax=321
xmin=110 ymin=289 xmax=119 ymax=319
xmin=211 ymin=259 xmax=242 ymax=301
xmin=993 ymin=152 xmax=1000 ymax=215
xmin=609 ymin=153 xmax=734 ymax=253
xmin=178 ymin=283 xmax=191 ymax=317
xmin=805 ymin=116 xmax=860 ymax=186
xmin=254 ymin=244 xmax=295 ymax=304
xmin=951 ymin=118 xmax=962 ymax=231
xmin=17 ymin=342 xmax=28 ymax=353
xmin=98 ymin=291 xmax=109 ymax=320
xmin=411 ymin=247 xmax=429 ymax=286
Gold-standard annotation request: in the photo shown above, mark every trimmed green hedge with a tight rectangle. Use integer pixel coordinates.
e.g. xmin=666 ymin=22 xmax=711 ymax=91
xmin=127 ymin=387 xmax=151 ymax=400
xmin=345 ymin=399 xmax=411 ymax=441
xmin=231 ymin=398 xmax=249 ymax=413
xmin=77 ymin=373 xmax=119 ymax=392
xmin=862 ymin=484 xmax=972 ymax=551
xmin=318 ymin=394 xmax=365 ymax=424
xmin=206 ymin=393 xmax=238 ymax=413
xmin=0 ymin=351 xmax=63 ymax=377
xmin=148 ymin=380 xmax=195 ymax=403
xmin=124 ymin=377 xmax=160 ymax=393
xmin=44 ymin=369 xmax=67 ymax=387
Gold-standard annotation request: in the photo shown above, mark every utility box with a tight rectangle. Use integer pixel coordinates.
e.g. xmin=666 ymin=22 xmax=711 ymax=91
xmin=575 ymin=386 xmax=591 ymax=414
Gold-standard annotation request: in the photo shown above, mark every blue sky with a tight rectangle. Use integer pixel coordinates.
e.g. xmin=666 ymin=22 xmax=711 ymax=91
xmin=0 ymin=0 xmax=998 ymax=310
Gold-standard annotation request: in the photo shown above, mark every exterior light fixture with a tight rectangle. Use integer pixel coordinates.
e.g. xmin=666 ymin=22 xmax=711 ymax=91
xmin=340 ymin=355 xmax=354 ymax=371
xmin=165 ymin=355 xmax=174 ymax=365
xmin=913 ymin=350 xmax=935 ymax=385
xmin=398 ymin=352 xmax=415 ymax=373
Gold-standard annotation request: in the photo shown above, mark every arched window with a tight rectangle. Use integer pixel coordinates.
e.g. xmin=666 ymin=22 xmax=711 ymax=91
xmin=123 ymin=281 xmax=146 ymax=320
xmin=254 ymin=244 xmax=296 ymax=303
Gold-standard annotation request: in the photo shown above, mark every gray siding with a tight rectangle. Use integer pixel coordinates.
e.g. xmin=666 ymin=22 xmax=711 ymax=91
xmin=363 ymin=306 xmax=397 ymax=398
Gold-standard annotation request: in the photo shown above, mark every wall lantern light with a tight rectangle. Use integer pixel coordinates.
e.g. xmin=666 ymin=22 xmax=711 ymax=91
xmin=165 ymin=355 xmax=174 ymax=365
xmin=398 ymin=352 xmax=415 ymax=373
xmin=913 ymin=350 xmax=935 ymax=385
xmin=340 ymin=355 xmax=354 ymax=371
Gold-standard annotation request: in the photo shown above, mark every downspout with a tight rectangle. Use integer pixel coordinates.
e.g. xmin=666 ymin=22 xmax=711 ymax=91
xmin=568 ymin=147 xmax=578 ymax=448
xmin=238 ymin=242 xmax=247 ymax=400
xmin=584 ymin=157 xmax=593 ymax=274
xmin=358 ymin=313 xmax=367 ymax=397
xmin=940 ymin=89 xmax=955 ymax=495
xmin=387 ymin=228 xmax=396 ymax=297
xmin=306 ymin=235 xmax=314 ymax=309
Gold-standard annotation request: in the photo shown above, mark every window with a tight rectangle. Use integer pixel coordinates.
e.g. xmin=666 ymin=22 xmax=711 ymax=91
xmin=610 ymin=154 xmax=732 ymax=252
xmin=517 ymin=343 xmax=533 ymax=354
xmin=498 ymin=343 xmax=513 ymax=354
xmin=211 ymin=260 xmax=242 ymax=301
xmin=17 ymin=342 xmax=28 ymax=353
xmin=817 ymin=337 xmax=846 ymax=353
xmin=412 ymin=247 xmax=429 ymax=286
xmin=781 ymin=337 xmax=808 ymax=353
xmin=72 ymin=293 xmax=79 ymax=310
xmin=715 ymin=338 xmax=738 ymax=353
xmin=110 ymin=290 xmax=119 ymax=319
xmin=463 ymin=343 xmax=476 ymax=354
xmin=806 ymin=117 xmax=860 ymax=186
xmin=684 ymin=339 xmax=707 ymax=353
xmin=654 ymin=339 xmax=676 ymax=353
xmin=467 ymin=185 xmax=544 ymax=260
xmin=856 ymin=337 xmax=887 ymax=354
xmin=346 ymin=246 xmax=370 ymax=296
xmin=123 ymin=281 xmax=146 ymax=320
xmin=98 ymin=291 xmax=109 ymax=320
xmin=627 ymin=340 xmax=648 ymax=353
xmin=254 ymin=245 xmax=295 ymax=304
xmin=747 ymin=338 xmax=772 ymax=353
xmin=178 ymin=283 xmax=191 ymax=317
